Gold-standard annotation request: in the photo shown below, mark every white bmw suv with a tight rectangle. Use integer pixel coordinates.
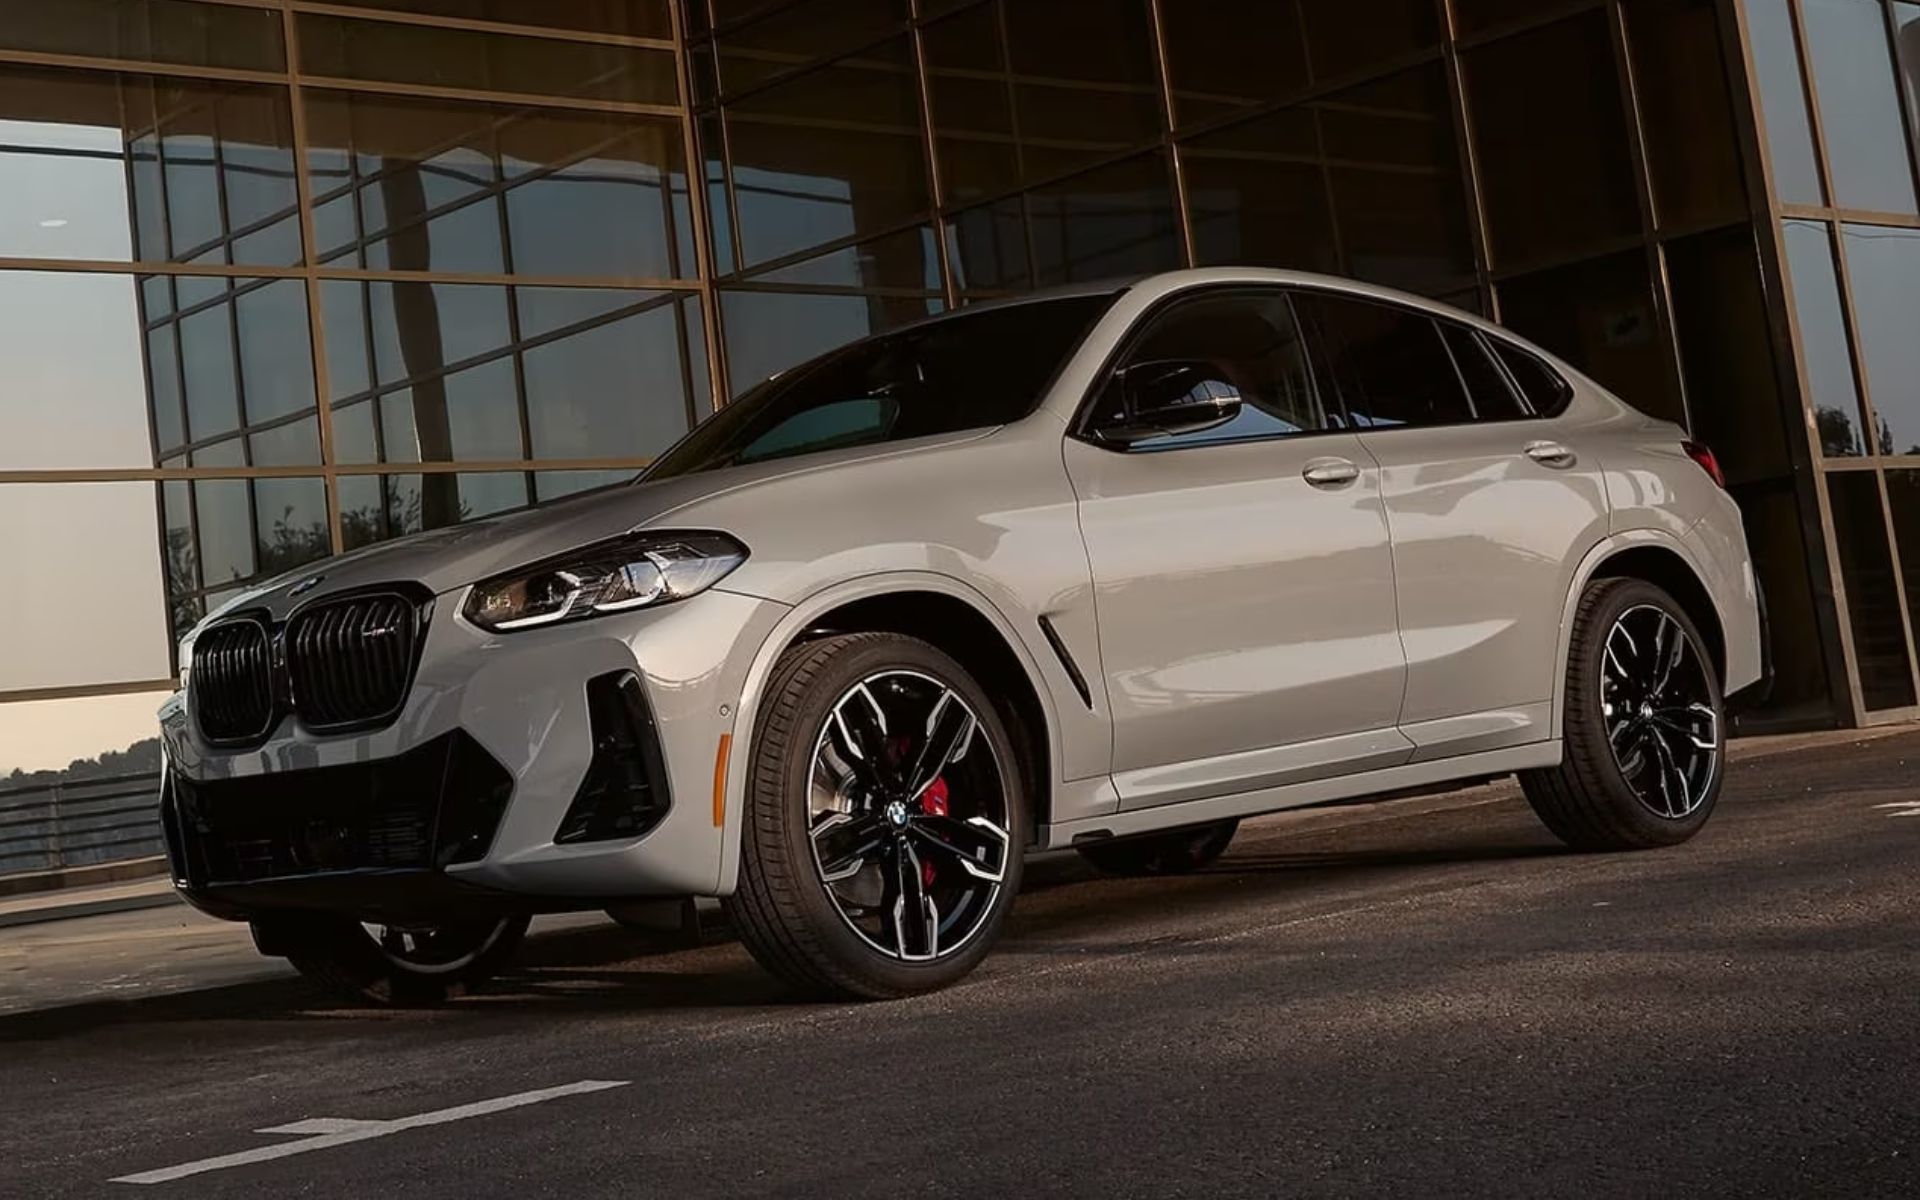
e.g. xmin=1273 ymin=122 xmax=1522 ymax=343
xmin=158 ymin=268 xmax=1767 ymax=1003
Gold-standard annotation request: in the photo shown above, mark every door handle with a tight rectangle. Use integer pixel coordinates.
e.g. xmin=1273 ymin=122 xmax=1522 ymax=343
xmin=1302 ymin=456 xmax=1360 ymax=488
xmin=1524 ymin=440 xmax=1577 ymax=468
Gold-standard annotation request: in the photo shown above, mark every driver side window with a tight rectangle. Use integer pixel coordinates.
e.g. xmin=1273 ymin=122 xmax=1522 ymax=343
xmin=1086 ymin=290 xmax=1326 ymax=450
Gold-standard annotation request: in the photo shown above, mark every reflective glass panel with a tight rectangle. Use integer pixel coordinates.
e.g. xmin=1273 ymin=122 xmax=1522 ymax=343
xmin=1664 ymin=226 xmax=1792 ymax=484
xmin=1827 ymin=470 xmax=1916 ymax=709
xmin=1746 ymin=0 xmax=1826 ymax=206
xmin=1623 ymin=0 xmax=1747 ymax=231
xmin=1801 ymin=0 xmax=1919 ymax=215
xmin=1885 ymin=471 xmax=1920 ymax=690
xmin=1028 ymin=153 xmax=1181 ymax=286
xmin=337 ymin=471 xmax=532 ymax=550
xmin=0 ymin=482 xmax=171 ymax=692
xmin=0 ymin=0 xmax=284 ymax=71
xmin=1299 ymin=0 xmax=1438 ymax=80
xmin=1782 ymin=220 xmax=1865 ymax=457
xmin=295 ymin=13 xmax=678 ymax=106
xmin=1003 ymin=0 xmax=1162 ymax=182
xmin=1495 ymin=251 xmax=1682 ymax=423
xmin=0 ymin=271 xmax=156 ymax=469
xmin=1162 ymin=0 xmax=1307 ymax=126
xmin=1840 ymin=223 xmax=1920 ymax=455
xmin=325 ymin=0 xmax=673 ymax=39
xmin=720 ymin=289 xmax=940 ymax=394
xmin=1185 ymin=106 xmax=1338 ymax=276
xmin=923 ymin=4 xmax=1020 ymax=205
xmin=713 ymin=0 xmax=910 ymax=97
xmin=944 ymin=197 xmax=1029 ymax=293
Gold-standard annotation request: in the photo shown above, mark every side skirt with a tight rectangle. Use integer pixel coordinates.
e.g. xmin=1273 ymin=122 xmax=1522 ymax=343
xmin=1038 ymin=740 xmax=1562 ymax=850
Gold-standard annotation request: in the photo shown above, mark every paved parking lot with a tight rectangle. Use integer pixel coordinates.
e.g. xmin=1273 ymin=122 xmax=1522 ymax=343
xmin=3 ymin=729 xmax=1918 ymax=1197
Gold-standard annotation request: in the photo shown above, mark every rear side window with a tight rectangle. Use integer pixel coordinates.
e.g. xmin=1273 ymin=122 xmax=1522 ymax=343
xmin=1293 ymin=291 xmax=1474 ymax=429
xmin=1440 ymin=324 xmax=1529 ymax=420
xmin=1488 ymin=338 xmax=1574 ymax=415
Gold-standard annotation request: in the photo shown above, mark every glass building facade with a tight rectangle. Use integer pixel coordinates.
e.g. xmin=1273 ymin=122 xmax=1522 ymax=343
xmin=0 ymin=0 xmax=1915 ymax=789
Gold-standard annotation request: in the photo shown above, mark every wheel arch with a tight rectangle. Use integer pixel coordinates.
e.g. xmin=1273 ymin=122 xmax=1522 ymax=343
xmin=1551 ymin=532 xmax=1727 ymax=739
xmin=716 ymin=573 xmax=1064 ymax=894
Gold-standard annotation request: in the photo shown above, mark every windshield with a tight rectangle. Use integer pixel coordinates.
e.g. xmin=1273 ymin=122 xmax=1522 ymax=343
xmin=645 ymin=292 xmax=1118 ymax=480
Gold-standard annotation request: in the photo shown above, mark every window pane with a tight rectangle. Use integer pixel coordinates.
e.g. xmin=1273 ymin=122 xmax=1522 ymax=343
xmin=1782 ymin=220 xmax=1866 ymax=457
xmin=1495 ymin=250 xmax=1680 ymax=422
xmin=1028 ymin=152 xmax=1181 ymax=286
xmin=1092 ymin=292 xmax=1324 ymax=447
xmin=304 ymin=91 xmax=692 ymax=279
xmin=1185 ymin=106 xmax=1337 ymax=275
xmin=0 ymin=271 xmax=156 ymax=469
xmin=235 ymin=278 xmax=315 ymax=425
xmin=1827 ymin=470 xmax=1915 ymax=709
xmin=924 ymin=4 xmax=1020 ymax=205
xmin=534 ymin=469 xmax=637 ymax=502
xmin=1295 ymin=293 xmax=1473 ymax=429
xmin=743 ymin=225 xmax=941 ymax=291
xmin=1465 ymin=12 xmax=1641 ymax=268
xmin=1745 ymin=0 xmax=1826 ymax=206
xmin=251 ymin=476 xmax=330 ymax=580
xmin=1003 ymin=0 xmax=1162 ymax=181
xmin=0 ymin=482 xmax=171 ymax=692
xmin=1442 ymin=325 xmax=1526 ymax=420
xmin=1487 ymin=339 xmax=1574 ymax=419
xmin=1842 ymin=223 xmax=1920 ymax=456
xmin=1801 ymin=0 xmax=1918 ymax=215
xmin=1665 ymin=226 xmax=1791 ymax=484
xmin=713 ymin=0 xmax=910 ymax=97
xmin=720 ymin=289 xmax=940 ymax=393
xmin=945 ymin=198 xmax=1030 ymax=293
xmin=339 ymin=471 xmax=530 ymax=550
xmin=522 ymin=300 xmax=698 ymax=459
xmin=324 ymin=0 xmax=672 ymax=39
xmin=1299 ymin=0 xmax=1438 ymax=80
xmin=1162 ymin=0 xmax=1306 ymax=127
xmin=0 ymin=691 xmax=173 ymax=803
xmin=1885 ymin=470 xmax=1920 ymax=693
xmin=724 ymin=41 xmax=927 ymax=270
xmin=0 ymin=0 xmax=284 ymax=72
xmin=295 ymin=13 xmax=679 ymax=106
xmin=0 ymin=64 xmax=298 ymax=265
xmin=1624 ymin=0 xmax=1748 ymax=231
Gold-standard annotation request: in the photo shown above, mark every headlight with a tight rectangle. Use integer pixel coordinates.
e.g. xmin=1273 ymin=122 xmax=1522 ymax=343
xmin=463 ymin=530 xmax=748 ymax=633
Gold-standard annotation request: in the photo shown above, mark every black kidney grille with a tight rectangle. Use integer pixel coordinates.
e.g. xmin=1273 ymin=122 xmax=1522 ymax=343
xmin=191 ymin=619 xmax=275 ymax=743
xmin=287 ymin=592 xmax=422 ymax=731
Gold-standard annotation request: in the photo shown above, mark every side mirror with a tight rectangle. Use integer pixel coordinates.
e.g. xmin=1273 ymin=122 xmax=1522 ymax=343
xmin=1093 ymin=359 xmax=1243 ymax=445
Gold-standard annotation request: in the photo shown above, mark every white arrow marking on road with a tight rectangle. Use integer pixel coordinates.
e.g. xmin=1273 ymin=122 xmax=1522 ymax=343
xmin=112 ymin=1079 xmax=630 ymax=1186
xmin=1873 ymin=801 xmax=1920 ymax=819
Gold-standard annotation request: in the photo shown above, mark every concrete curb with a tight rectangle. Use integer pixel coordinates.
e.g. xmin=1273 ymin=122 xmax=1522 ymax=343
xmin=0 ymin=856 xmax=170 ymax=899
xmin=0 ymin=889 xmax=179 ymax=930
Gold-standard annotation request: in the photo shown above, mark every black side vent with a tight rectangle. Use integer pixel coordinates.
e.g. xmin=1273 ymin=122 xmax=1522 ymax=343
xmin=555 ymin=672 xmax=672 ymax=845
xmin=1038 ymin=614 xmax=1093 ymax=709
xmin=191 ymin=618 xmax=276 ymax=743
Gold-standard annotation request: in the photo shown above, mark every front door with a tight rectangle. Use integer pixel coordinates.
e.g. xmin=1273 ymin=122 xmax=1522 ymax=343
xmin=1064 ymin=288 xmax=1409 ymax=810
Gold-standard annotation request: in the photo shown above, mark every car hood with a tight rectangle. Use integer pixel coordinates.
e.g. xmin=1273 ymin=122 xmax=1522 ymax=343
xmin=196 ymin=431 xmax=994 ymax=626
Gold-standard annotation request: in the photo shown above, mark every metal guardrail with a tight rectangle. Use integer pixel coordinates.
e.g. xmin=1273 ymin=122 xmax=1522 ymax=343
xmin=0 ymin=772 xmax=165 ymax=877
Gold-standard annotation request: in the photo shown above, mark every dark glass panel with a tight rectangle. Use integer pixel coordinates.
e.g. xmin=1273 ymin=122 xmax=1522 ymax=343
xmin=1441 ymin=325 xmax=1526 ymax=420
xmin=0 ymin=271 xmax=158 ymax=469
xmin=1801 ymin=0 xmax=1918 ymax=216
xmin=1898 ymin=5 xmax=1920 ymax=144
xmin=720 ymin=289 xmax=939 ymax=394
xmin=0 ymin=64 xmax=298 ymax=265
xmin=1320 ymin=65 xmax=1473 ymax=295
xmin=945 ymin=197 xmax=1029 ymax=293
xmin=0 ymin=482 xmax=171 ymax=692
xmin=698 ymin=114 xmax=738 ymax=272
xmin=1466 ymin=12 xmax=1640 ymax=268
xmin=745 ymin=225 xmax=941 ymax=290
xmin=1185 ymin=106 xmax=1337 ymax=275
xmin=1885 ymin=471 xmax=1920 ymax=696
xmin=713 ymin=0 xmax=910 ymax=96
xmin=723 ymin=40 xmax=928 ymax=270
xmin=1162 ymin=0 xmax=1307 ymax=126
xmin=378 ymin=357 xmax=522 ymax=462
xmin=1298 ymin=0 xmax=1438 ymax=80
xmin=0 ymin=0 xmax=283 ymax=71
xmin=1027 ymin=152 xmax=1181 ymax=286
xmin=1003 ymin=0 xmax=1161 ymax=181
xmin=234 ymin=278 xmax=314 ymax=426
xmin=1623 ymin=0 xmax=1747 ymax=231
xmin=1664 ymin=227 xmax=1792 ymax=484
xmin=1781 ymin=219 xmax=1865 ymax=457
xmin=366 ymin=280 xmax=513 ymax=387
xmin=923 ymin=3 xmax=1021 ymax=204
xmin=1730 ymin=481 xmax=1833 ymax=721
xmin=1495 ymin=250 xmax=1682 ymax=423
xmin=1842 ymin=223 xmax=1920 ymax=456
xmin=304 ymin=91 xmax=691 ymax=279
xmin=1745 ymin=0 xmax=1825 ymax=206
xmin=295 ymin=13 xmax=678 ymax=106
xmin=1827 ymin=470 xmax=1916 ymax=710
xmin=1449 ymin=0 xmax=1544 ymax=34
xmin=317 ymin=0 xmax=673 ymax=39
xmin=522 ymin=298 xmax=699 ymax=459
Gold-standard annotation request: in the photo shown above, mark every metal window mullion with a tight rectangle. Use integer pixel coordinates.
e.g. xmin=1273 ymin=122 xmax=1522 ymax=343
xmin=908 ymin=4 xmax=958 ymax=306
xmin=1880 ymin=0 xmax=1920 ymax=218
xmin=1145 ymin=0 xmax=1195 ymax=267
xmin=1436 ymin=0 xmax=1498 ymax=316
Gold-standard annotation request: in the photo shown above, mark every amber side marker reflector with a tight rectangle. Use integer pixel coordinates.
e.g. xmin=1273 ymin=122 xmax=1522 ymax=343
xmin=712 ymin=733 xmax=732 ymax=827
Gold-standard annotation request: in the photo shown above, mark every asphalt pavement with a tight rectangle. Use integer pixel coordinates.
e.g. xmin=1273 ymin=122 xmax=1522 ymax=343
xmin=4 ymin=729 xmax=1919 ymax=1197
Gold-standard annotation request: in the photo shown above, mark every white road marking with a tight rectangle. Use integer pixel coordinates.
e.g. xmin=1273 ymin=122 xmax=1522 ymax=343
xmin=1873 ymin=801 xmax=1920 ymax=819
xmin=112 ymin=1079 xmax=629 ymax=1185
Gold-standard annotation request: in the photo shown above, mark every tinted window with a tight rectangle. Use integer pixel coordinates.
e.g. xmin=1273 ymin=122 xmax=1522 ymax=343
xmin=1441 ymin=324 xmax=1527 ymax=420
xmin=1295 ymin=293 xmax=1472 ymax=429
xmin=1087 ymin=291 xmax=1324 ymax=448
xmin=1487 ymin=338 xmax=1574 ymax=416
xmin=646 ymin=293 xmax=1115 ymax=478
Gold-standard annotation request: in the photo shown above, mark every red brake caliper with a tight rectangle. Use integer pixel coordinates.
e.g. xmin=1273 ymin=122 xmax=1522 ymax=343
xmin=918 ymin=777 xmax=950 ymax=887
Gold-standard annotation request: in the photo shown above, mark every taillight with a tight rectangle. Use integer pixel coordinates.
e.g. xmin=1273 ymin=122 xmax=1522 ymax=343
xmin=1683 ymin=439 xmax=1727 ymax=489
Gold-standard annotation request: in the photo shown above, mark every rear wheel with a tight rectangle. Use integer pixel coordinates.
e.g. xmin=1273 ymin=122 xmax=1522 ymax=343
xmin=1522 ymin=577 xmax=1724 ymax=850
xmin=1077 ymin=819 xmax=1239 ymax=876
xmin=725 ymin=633 xmax=1025 ymax=1000
xmin=260 ymin=913 xmax=530 ymax=1005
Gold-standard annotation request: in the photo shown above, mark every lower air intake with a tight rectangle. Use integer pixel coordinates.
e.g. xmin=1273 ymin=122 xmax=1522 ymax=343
xmin=555 ymin=671 xmax=672 ymax=844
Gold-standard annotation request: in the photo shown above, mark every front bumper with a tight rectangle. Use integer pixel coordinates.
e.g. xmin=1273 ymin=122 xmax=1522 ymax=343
xmin=161 ymin=586 xmax=788 ymax=921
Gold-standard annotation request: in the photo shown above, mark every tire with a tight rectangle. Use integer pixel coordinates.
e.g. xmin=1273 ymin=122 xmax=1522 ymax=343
xmin=1521 ymin=577 xmax=1726 ymax=851
xmin=725 ymin=632 xmax=1027 ymax=1000
xmin=1077 ymin=819 xmax=1239 ymax=876
xmin=262 ymin=913 xmax=530 ymax=1005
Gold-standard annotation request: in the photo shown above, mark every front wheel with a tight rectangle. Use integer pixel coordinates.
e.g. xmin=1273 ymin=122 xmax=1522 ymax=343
xmin=260 ymin=913 xmax=530 ymax=1005
xmin=725 ymin=633 xmax=1026 ymax=1000
xmin=1521 ymin=577 xmax=1725 ymax=851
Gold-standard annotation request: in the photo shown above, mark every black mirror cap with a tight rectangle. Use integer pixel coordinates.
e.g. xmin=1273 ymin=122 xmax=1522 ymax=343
xmin=1091 ymin=358 xmax=1244 ymax=445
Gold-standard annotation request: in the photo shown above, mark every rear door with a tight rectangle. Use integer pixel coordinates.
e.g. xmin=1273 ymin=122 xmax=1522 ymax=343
xmin=1065 ymin=288 xmax=1409 ymax=810
xmin=1292 ymin=291 xmax=1610 ymax=761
